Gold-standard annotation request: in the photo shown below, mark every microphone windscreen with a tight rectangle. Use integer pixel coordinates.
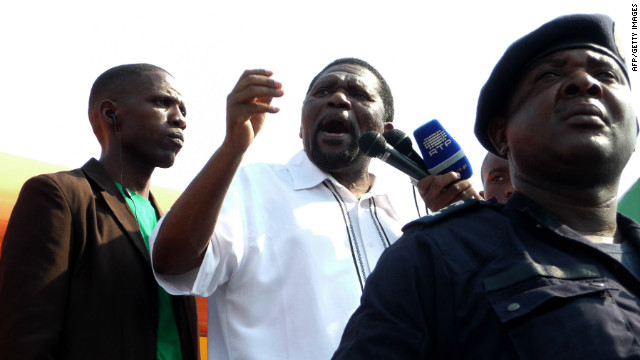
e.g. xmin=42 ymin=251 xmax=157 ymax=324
xmin=358 ymin=131 xmax=387 ymax=158
xmin=413 ymin=119 xmax=473 ymax=179
xmin=383 ymin=129 xmax=413 ymax=154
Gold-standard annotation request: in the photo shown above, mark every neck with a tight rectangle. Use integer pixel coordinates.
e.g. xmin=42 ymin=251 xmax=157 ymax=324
xmin=330 ymin=168 xmax=372 ymax=199
xmin=99 ymin=151 xmax=154 ymax=200
xmin=516 ymin=178 xmax=619 ymax=239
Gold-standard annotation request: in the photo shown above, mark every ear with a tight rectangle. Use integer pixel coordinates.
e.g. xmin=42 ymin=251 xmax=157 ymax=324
xmin=488 ymin=117 xmax=509 ymax=157
xmin=299 ymin=126 xmax=303 ymax=139
xmin=98 ymin=99 xmax=118 ymax=129
xmin=383 ymin=122 xmax=394 ymax=134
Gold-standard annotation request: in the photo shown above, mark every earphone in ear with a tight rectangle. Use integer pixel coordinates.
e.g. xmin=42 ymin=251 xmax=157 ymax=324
xmin=108 ymin=113 xmax=119 ymax=129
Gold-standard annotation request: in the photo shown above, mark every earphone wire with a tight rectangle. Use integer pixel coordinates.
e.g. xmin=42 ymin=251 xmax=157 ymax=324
xmin=118 ymin=132 xmax=138 ymax=223
xmin=412 ymin=185 xmax=423 ymax=217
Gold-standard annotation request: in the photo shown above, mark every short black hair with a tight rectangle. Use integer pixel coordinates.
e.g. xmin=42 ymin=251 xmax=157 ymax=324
xmin=88 ymin=63 xmax=170 ymax=117
xmin=306 ymin=58 xmax=394 ymax=123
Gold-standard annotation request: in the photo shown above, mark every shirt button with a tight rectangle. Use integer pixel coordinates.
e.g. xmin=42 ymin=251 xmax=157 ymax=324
xmin=507 ymin=303 xmax=520 ymax=312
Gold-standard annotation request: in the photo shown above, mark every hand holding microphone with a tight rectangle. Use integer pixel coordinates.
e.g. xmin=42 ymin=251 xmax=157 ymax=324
xmin=359 ymin=120 xmax=481 ymax=213
xmin=413 ymin=119 xmax=472 ymax=180
xmin=412 ymin=119 xmax=481 ymax=210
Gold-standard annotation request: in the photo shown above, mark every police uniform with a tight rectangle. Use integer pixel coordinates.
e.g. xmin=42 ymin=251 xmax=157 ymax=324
xmin=333 ymin=193 xmax=640 ymax=359
xmin=332 ymin=13 xmax=640 ymax=359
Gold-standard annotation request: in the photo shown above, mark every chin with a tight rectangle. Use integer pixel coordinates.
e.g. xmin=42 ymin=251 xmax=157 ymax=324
xmin=308 ymin=136 xmax=360 ymax=167
xmin=312 ymin=151 xmax=353 ymax=170
xmin=312 ymin=150 xmax=371 ymax=175
xmin=156 ymin=154 xmax=178 ymax=169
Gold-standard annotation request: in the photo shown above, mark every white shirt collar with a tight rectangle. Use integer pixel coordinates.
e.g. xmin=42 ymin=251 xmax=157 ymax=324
xmin=285 ymin=150 xmax=385 ymax=196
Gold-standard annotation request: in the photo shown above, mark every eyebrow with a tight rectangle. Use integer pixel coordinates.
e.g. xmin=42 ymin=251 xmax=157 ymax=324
xmin=532 ymin=52 xmax=619 ymax=69
xmin=153 ymin=91 xmax=187 ymax=114
xmin=488 ymin=166 xmax=509 ymax=176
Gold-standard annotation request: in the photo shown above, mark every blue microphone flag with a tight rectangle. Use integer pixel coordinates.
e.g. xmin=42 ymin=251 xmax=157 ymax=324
xmin=413 ymin=119 xmax=473 ymax=179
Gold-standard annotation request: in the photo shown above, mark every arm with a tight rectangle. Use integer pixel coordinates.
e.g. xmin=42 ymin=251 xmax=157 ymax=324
xmin=152 ymin=69 xmax=284 ymax=275
xmin=0 ymin=176 xmax=73 ymax=359
xmin=417 ymin=172 xmax=482 ymax=212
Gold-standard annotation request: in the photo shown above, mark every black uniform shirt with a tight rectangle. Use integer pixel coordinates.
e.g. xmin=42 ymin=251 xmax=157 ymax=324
xmin=333 ymin=192 xmax=640 ymax=360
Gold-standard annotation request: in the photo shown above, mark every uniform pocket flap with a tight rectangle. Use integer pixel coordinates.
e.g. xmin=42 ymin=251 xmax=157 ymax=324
xmin=484 ymin=262 xmax=600 ymax=292
xmin=487 ymin=277 xmax=614 ymax=324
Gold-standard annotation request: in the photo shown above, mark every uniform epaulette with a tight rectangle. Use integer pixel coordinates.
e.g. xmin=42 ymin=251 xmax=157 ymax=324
xmin=403 ymin=198 xmax=497 ymax=231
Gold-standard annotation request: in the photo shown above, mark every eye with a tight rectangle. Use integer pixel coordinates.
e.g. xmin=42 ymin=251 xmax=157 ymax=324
xmin=593 ymin=69 xmax=619 ymax=83
xmin=314 ymin=88 xmax=330 ymax=97
xmin=155 ymin=98 xmax=170 ymax=107
xmin=351 ymin=90 xmax=370 ymax=100
xmin=489 ymin=174 xmax=505 ymax=183
xmin=535 ymin=70 xmax=560 ymax=81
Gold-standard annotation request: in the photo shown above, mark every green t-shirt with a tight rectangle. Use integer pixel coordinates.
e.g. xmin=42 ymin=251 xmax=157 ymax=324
xmin=116 ymin=183 xmax=183 ymax=360
xmin=619 ymin=178 xmax=640 ymax=223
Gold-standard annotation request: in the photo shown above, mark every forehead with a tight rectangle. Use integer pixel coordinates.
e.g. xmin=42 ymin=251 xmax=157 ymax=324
xmin=482 ymin=154 xmax=509 ymax=178
xmin=131 ymin=71 xmax=181 ymax=95
xmin=315 ymin=64 xmax=380 ymax=91
xmin=523 ymin=48 xmax=624 ymax=79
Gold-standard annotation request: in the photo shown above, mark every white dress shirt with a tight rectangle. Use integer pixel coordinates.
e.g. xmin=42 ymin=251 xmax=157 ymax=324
xmin=151 ymin=150 xmax=418 ymax=360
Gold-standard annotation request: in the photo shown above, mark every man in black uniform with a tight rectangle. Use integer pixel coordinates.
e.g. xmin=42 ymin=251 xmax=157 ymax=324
xmin=332 ymin=14 xmax=640 ymax=359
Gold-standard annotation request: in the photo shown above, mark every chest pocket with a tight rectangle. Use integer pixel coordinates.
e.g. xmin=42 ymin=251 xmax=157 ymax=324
xmin=484 ymin=262 xmax=640 ymax=360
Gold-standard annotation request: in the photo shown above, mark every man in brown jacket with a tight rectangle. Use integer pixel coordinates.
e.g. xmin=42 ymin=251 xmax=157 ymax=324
xmin=0 ymin=64 xmax=199 ymax=359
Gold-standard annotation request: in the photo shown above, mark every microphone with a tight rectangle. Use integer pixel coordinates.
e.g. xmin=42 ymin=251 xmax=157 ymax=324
xmin=359 ymin=131 xmax=428 ymax=180
xmin=413 ymin=119 xmax=473 ymax=180
xmin=383 ymin=129 xmax=430 ymax=175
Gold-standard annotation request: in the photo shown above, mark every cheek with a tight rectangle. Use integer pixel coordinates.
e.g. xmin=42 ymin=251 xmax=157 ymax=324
xmin=357 ymin=106 xmax=385 ymax=131
xmin=607 ymin=90 xmax=636 ymax=128
xmin=300 ymin=103 xmax=317 ymax=133
xmin=505 ymin=94 xmax=555 ymax=147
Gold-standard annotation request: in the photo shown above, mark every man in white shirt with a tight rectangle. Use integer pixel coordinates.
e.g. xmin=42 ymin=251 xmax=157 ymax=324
xmin=150 ymin=59 xmax=480 ymax=359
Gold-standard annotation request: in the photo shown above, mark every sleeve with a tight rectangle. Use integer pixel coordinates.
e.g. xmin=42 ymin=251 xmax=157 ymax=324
xmin=332 ymin=229 xmax=442 ymax=360
xmin=0 ymin=175 xmax=73 ymax=359
xmin=150 ymin=181 xmax=246 ymax=298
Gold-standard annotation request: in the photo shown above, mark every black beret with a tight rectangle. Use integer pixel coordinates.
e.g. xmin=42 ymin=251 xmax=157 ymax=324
xmin=475 ymin=13 xmax=629 ymax=156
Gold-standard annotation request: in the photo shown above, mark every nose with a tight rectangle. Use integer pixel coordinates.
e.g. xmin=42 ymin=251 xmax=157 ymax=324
xmin=505 ymin=188 xmax=514 ymax=199
xmin=327 ymin=91 xmax=351 ymax=110
xmin=169 ymin=107 xmax=187 ymax=130
xmin=562 ymin=72 xmax=603 ymax=98
xmin=504 ymin=184 xmax=514 ymax=200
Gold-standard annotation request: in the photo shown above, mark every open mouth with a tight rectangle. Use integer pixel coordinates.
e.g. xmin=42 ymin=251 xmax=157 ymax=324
xmin=320 ymin=118 xmax=351 ymax=134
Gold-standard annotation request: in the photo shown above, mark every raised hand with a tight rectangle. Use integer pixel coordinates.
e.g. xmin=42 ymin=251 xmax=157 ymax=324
xmin=224 ymin=69 xmax=284 ymax=153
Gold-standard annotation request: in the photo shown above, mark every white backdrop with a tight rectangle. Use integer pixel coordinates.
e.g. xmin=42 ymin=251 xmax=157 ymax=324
xmin=1 ymin=0 xmax=638 ymax=201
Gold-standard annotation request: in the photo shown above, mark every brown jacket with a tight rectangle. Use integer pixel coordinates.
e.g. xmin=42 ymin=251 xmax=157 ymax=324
xmin=0 ymin=158 xmax=200 ymax=359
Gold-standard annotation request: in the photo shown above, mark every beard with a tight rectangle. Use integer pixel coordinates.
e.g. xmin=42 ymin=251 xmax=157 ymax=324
xmin=307 ymin=134 xmax=364 ymax=172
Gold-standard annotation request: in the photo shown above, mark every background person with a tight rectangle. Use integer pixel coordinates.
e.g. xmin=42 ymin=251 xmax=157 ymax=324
xmin=479 ymin=152 xmax=514 ymax=203
xmin=0 ymin=64 xmax=200 ymax=360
